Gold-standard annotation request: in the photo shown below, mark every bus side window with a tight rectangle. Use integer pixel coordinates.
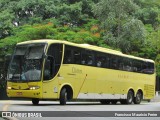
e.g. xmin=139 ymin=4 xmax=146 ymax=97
xmin=87 ymin=51 xmax=94 ymax=66
xmin=105 ymin=56 xmax=110 ymax=68
xmin=147 ymin=62 xmax=154 ymax=74
xmin=143 ymin=62 xmax=154 ymax=74
xmin=132 ymin=61 xmax=138 ymax=72
xmin=73 ymin=48 xmax=81 ymax=64
xmin=95 ymin=52 xmax=106 ymax=68
xmin=123 ymin=59 xmax=132 ymax=71
xmin=118 ymin=57 xmax=124 ymax=70
xmin=81 ymin=50 xmax=94 ymax=66
xmin=44 ymin=56 xmax=52 ymax=80
xmin=110 ymin=56 xmax=117 ymax=69
xmin=63 ymin=46 xmax=73 ymax=64
xmin=81 ymin=50 xmax=86 ymax=65
xmin=141 ymin=62 xmax=147 ymax=73
xmin=44 ymin=44 xmax=63 ymax=80
xmin=134 ymin=61 xmax=142 ymax=73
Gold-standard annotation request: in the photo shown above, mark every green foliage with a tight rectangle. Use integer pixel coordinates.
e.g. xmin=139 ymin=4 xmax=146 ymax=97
xmin=0 ymin=19 xmax=102 ymax=56
xmin=84 ymin=19 xmax=99 ymax=30
xmin=57 ymin=2 xmax=82 ymax=24
xmin=57 ymin=27 xmax=69 ymax=32
xmin=0 ymin=9 xmax=14 ymax=38
xmin=93 ymin=0 xmax=146 ymax=53
xmin=121 ymin=19 xmax=146 ymax=52
xmin=156 ymin=54 xmax=160 ymax=76
xmin=136 ymin=6 xmax=160 ymax=30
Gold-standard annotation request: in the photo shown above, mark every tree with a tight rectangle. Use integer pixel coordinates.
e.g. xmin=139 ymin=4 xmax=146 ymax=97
xmin=93 ymin=0 xmax=146 ymax=53
xmin=0 ymin=0 xmax=15 ymax=39
xmin=0 ymin=10 xmax=14 ymax=39
xmin=134 ymin=0 xmax=160 ymax=33
xmin=56 ymin=2 xmax=83 ymax=25
xmin=0 ymin=0 xmax=99 ymax=39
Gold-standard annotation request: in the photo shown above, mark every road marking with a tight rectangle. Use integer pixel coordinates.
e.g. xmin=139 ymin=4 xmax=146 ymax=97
xmin=2 ymin=100 xmax=11 ymax=111
xmin=2 ymin=101 xmax=19 ymax=120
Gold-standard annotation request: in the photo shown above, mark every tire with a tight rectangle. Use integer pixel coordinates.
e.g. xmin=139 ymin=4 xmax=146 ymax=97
xmin=32 ymin=98 xmax=39 ymax=105
xmin=121 ymin=90 xmax=134 ymax=104
xmin=134 ymin=91 xmax=142 ymax=104
xmin=60 ymin=88 xmax=67 ymax=105
xmin=100 ymin=100 xmax=110 ymax=104
xmin=126 ymin=90 xmax=134 ymax=104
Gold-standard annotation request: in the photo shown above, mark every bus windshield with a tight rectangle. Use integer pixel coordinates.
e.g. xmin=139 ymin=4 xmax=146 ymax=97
xmin=7 ymin=43 xmax=46 ymax=82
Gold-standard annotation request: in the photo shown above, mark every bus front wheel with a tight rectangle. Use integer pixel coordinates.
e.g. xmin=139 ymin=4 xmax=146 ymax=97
xmin=32 ymin=98 xmax=39 ymax=105
xmin=60 ymin=88 xmax=67 ymax=105
xmin=121 ymin=90 xmax=134 ymax=104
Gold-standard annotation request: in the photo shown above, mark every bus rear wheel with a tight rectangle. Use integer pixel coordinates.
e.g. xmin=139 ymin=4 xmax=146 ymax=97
xmin=60 ymin=88 xmax=68 ymax=105
xmin=121 ymin=90 xmax=134 ymax=104
xmin=32 ymin=98 xmax=39 ymax=105
xmin=134 ymin=91 xmax=142 ymax=104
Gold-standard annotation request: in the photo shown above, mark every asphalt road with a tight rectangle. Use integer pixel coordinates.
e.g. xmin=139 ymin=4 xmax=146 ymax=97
xmin=0 ymin=100 xmax=160 ymax=120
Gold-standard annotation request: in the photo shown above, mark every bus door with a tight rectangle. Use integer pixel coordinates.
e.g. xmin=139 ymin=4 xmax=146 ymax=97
xmin=42 ymin=44 xmax=63 ymax=99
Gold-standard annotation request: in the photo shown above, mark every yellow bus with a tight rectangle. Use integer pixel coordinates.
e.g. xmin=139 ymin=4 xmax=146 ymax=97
xmin=7 ymin=39 xmax=156 ymax=105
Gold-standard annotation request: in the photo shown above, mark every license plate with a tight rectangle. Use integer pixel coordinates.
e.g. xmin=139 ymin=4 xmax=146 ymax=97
xmin=17 ymin=92 xmax=22 ymax=95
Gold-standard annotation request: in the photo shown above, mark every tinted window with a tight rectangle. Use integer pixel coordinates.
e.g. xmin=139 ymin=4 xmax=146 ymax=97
xmin=95 ymin=52 xmax=107 ymax=68
xmin=123 ymin=58 xmax=132 ymax=71
xmin=133 ymin=60 xmax=142 ymax=72
xmin=117 ymin=57 xmax=124 ymax=70
xmin=142 ymin=62 xmax=154 ymax=74
xmin=63 ymin=45 xmax=155 ymax=74
xmin=73 ymin=48 xmax=81 ymax=64
xmin=110 ymin=55 xmax=118 ymax=69
xmin=63 ymin=46 xmax=73 ymax=64
xmin=63 ymin=45 xmax=82 ymax=64
xmin=81 ymin=50 xmax=94 ymax=66
xmin=147 ymin=62 xmax=154 ymax=74
xmin=44 ymin=44 xmax=63 ymax=80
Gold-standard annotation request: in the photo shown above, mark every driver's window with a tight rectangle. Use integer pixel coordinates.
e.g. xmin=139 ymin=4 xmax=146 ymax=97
xmin=43 ymin=44 xmax=63 ymax=80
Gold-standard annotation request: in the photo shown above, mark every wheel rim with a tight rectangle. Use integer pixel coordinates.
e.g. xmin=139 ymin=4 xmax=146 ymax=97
xmin=65 ymin=92 xmax=67 ymax=101
xmin=136 ymin=92 xmax=142 ymax=103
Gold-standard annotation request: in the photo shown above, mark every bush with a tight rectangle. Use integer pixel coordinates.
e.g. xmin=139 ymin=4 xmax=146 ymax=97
xmin=57 ymin=27 xmax=69 ymax=32
xmin=84 ymin=19 xmax=99 ymax=30
xmin=0 ymin=21 xmax=107 ymax=57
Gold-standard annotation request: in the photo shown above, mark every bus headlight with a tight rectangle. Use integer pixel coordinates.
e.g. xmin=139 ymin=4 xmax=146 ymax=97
xmin=7 ymin=86 xmax=12 ymax=90
xmin=29 ymin=86 xmax=40 ymax=90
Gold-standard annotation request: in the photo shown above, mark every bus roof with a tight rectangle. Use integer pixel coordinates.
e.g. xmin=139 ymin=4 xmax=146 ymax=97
xmin=17 ymin=39 xmax=155 ymax=63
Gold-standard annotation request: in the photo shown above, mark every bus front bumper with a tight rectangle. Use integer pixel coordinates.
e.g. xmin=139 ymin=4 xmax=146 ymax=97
xmin=7 ymin=89 xmax=42 ymax=99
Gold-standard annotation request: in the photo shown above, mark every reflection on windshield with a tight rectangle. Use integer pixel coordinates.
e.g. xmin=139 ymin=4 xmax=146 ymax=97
xmin=8 ymin=44 xmax=46 ymax=81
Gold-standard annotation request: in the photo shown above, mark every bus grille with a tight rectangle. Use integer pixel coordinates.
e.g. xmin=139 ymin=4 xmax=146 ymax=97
xmin=144 ymin=84 xmax=155 ymax=98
